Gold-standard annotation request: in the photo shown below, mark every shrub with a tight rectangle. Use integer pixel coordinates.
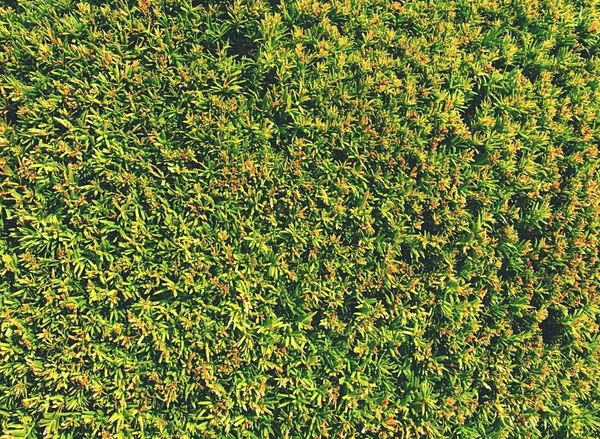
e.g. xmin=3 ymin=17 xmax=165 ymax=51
xmin=1 ymin=0 xmax=600 ymax=438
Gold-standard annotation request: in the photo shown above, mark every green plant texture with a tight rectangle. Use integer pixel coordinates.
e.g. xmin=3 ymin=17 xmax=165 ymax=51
xmin=1 ymin=0 xmax=600 ymax=438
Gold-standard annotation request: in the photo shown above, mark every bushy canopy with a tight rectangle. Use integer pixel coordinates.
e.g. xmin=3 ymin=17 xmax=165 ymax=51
xmin=1 ymin=0 xmax=600 ymax=438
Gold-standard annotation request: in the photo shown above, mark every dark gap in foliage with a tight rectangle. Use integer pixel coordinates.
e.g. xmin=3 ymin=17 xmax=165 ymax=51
xmin=548 ymin=192 xmax=567 ymax=212
xmin=529 ymin=286 xmax=547 ymax=309
xmin=225 ymin=27 xmax=257 ymax=59
xmin=521 ymin=64 xmax=542 ymax=84
xmin=433 ymin=336 xmax=449 ymax=358
xmin=3 ymin=0 xmax=18 ymax=11
xmin=480 ymin=285 xmax=493 ymax=307
xmin=4 ymin=103 xmax=19 ymax=126
xmin=540 ymin=308 xmax=561 ymax=344
xmin=268 ymin=132 xmax=281 ymax=153
xmin=461 ymin=82 xmax=485 ymax=125
xmin=1 ymin=226 xmax=17 ymax=248
xmin=311 ymin=307 xmax=323 ymax=328
xmin=0 ymin=230 xmax=23 ymax=260
xmin=403 ymin=152 xmax=419 ymax=173
xmin=422 ymin=248 xmax=442 ymax=273
xmin=186 ymin=156 xmax=205 ymax=170
xmin=421 ymin=209 xmax=442 ymax=234
xmin=509 ymin=194 xmax=529 ymax=214
xmin=337 ymin=267 xmax=349 ymax=283
xmin=1 ymin=199 xmax=18 ymax=232
xmin=511 ymin=315 xmax=532 ymax=335
xmin=127 ymin=32 xmax=146 ymax=51
xmin=332 ymin=149 xmax=348 ymax=162
xmin=265 ymin=0 xmax=281 ymax=10
xmin=488 ymin=332 xmax=502 ymax=349
xmin=191 ymin=0 xmax=209 ymax=7
xmin=559 ymin=163 xmax=577 ymax=188
xmin=54 ymin=119 xmax=68 ymax=136
xmin=262 ymin=68 xmax=278 ymax=90
xmin=465 ymin=197 xmax=482 ymax=220
xmin=149 ymin=290 xmax=177 ymax=303
xmin=498 ymin=259 xmax=517 ymax=281
xmin=100 ymin=226 xmax=122 ymax=245
xmin=440 ymin=131 xmax=466 ymax=150
xmin=3 ymin=270 xmax=15 ymax=289
xmin=548 ymin=429 xmax=568 ymax=439
xmin=343 ymin=294 xmax=358 ymax=320
xmin=578 ymin=44 xmax=597 ymax=61
xmin=516 ymin=226 xmax=541 ymax=243
xmin=399 ymin=243 xmax=413 ymax=264
xmin=477 ymin=383 xmax=494 ymax=404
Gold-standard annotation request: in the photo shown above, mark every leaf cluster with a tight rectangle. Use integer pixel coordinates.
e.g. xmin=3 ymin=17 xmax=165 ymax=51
xmin=1 ymin=0 xmax=600 ymax=438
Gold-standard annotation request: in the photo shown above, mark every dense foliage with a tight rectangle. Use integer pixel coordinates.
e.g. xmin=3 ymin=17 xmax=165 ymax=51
xmin=1 ymin=0 xmax=600 ymax=437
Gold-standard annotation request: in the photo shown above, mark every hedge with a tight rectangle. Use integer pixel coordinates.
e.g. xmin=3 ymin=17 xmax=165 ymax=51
xmin=1 ymin=0 xmax=600 ymax=438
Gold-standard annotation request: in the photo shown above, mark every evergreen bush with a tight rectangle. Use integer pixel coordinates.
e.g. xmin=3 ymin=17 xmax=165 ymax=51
xmin=1 ymin=0 xmax=600 ymax=437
